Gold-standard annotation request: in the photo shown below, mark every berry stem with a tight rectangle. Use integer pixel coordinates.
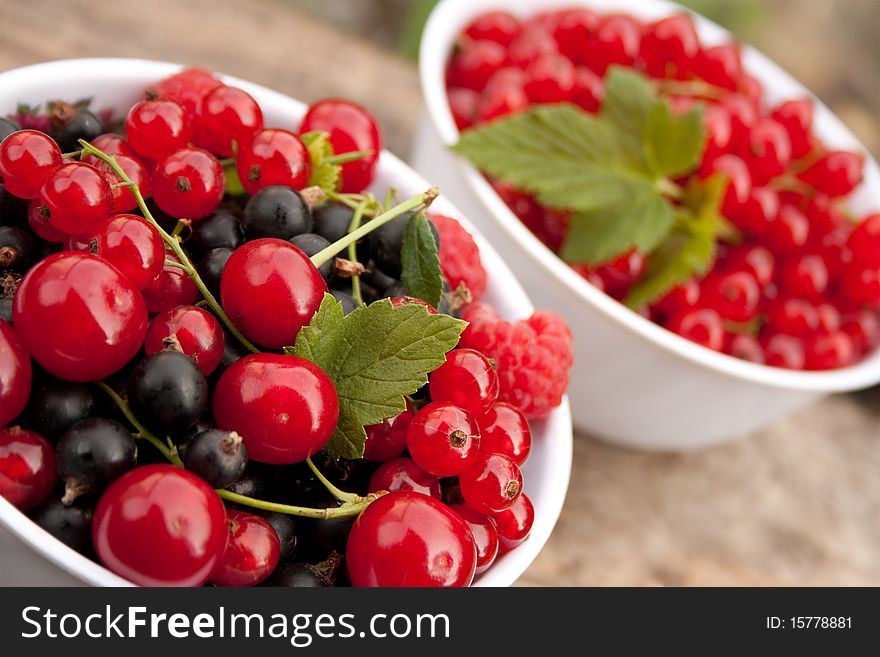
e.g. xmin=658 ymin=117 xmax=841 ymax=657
xmin=95 ymin=381 xmax=184 ymax=467
xmin=656 ymin=79 xmax=725 ymax=100
xmin=77 ymin=139 xmax=260 ymax=355
xmin=305 ymin=457 xmax=360 ymax=503
xmin=322 ymin=149 xmax=373 ymax=166
xmin=311 ymin=187 xmax=440 ymax=268
xmin=347 ymin=201 xmax=369 ymax=306
xmin=656 ymin=177 xmax=685 ymax=200
xmin=215 ymin=489 xmax=382 ymax=519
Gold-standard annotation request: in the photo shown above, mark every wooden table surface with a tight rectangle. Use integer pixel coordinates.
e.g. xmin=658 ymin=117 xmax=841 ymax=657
xmin=3 ymin=0 xmax=879 ymax=586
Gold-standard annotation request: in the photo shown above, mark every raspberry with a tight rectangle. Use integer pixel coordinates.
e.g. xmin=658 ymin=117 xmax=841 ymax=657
xmin=459 ymin=303 xmax=572 ymax=418
xmin=430 ymin=213 xmax=487 ymax=301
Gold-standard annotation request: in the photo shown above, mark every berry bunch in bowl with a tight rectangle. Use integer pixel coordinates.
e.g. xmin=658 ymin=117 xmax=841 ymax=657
xmin=0 ymin=59 xmax=573 ymax=587
xmin=446 ymin=6 xmax=878 ymax=372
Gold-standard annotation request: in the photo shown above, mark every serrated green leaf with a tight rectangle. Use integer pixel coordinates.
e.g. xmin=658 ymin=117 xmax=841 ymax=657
xmin=301 ymin=130 xmax=341 ymax=193
xmin=401 ymin=212 xmax=442 ymax=308
xmin=601 ymin=66 xmax=657 ymax=171
xmin=288 ymin=294 xmax=465 ymax=458
xmin=645 ymin=102 xmax=705 ymax=178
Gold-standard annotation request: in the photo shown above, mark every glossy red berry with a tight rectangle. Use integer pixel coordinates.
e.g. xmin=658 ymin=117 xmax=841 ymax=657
xmin=654 ymin=278 xmax=701 ymax=318
xmin=570 ymin=67 xmax=604 ymax=113
xmin=588 ymin=14 xmax=641 ymax=75
xmin=220 ymin=238 xmax=327 ymax=348
xmin=99 ymin=154 xmax=151 ymax=213
xmin=816 ymin=303 xmax=842 ymax=334
xmin=152 ymin=147 xmax=225 ymax=220
xmin=407 ymin=401 xmax=481 ymax=477
xmin=705 ymin=154 xmax=751 ymax=219
xmin=0 ymin=130 xmax=62 ymax=199
xmin=766 ymin=297 xmax=819 ymax=337
xmin=493 ymin=492 xmax=534 ymax=552
xmin=703 ymin=270 xmax=761 ymax=322
xmin=463 ymin=11 xmax=521 ymax=46
xmin=368 ymin=457 xmax=441 ymax=499
xmin=13 ymin=252 xmax=147 ymax=381
xmin=0 ymin=320 xmax=32 ymax=426
xmin=478 ymin=67 xmax=529 ymax=122
xmin=459 ymin=452 xmax=522 ymax=514
xmin=667 ymin=308 xmax=725 ymax=351
xmin=745 ymin=118 xmax=791 ymax=185
xmin=450 ymin=504 xmax=499 ymax=575
xmin=448 ymin=39 xmax=509 ymax=91
xmin=152 ymin=67 xmax=224 ymax=122
xmin=841 ymin=310 xmax=880 ymax=354
xmin=476 ymin=402 xmax=532 ymax=467
xmin=805 ymin=331 xmax=856 ymax=370
xmin=762 ymin=333 xmax=806 ymax=370
xmin=0 ymin=427 xmax=55 ymax=511
xmin=92 ymin=464 xmax=227 ymax=587
xmin=363 ymin=405 xmax=413 ymax=462
xmin=733 ymin=187 xmax=780 ymax=235
xmin=797 ymin=151 xmax=864 ymax=197
xmin=841 ymin=260 xmax=880 ymax=308
xmin=847 ymin=213 xmax=880 ymax=269
xmin=210 ymin=510 xmax=280 ymax=587
xmin=551 ymin=8 xmax=599 ymax=64
xmin=430 ymin=348 xmax=499 ymax=416
xmin=765 ymin=203 xmax=809 ymax=255
xmin=141 ymin=257 xmax=199 ymax=314
xmin=145 ymin=305 xmax=224 ymax=375
xmin=770 ymin=98 xmax=813 ymax=159
xmin=236 ymin=128 xmax=310 ymax=195
xmin=26 ymin=199 xmax=66 ymax=242
xmin=81 ymin=214 xmax=164 ymax=289
xmin=700 ymin=103 xmax=734 ymax=167
xmin=724 ymin=244 xmax=775 ymax=288
xmin=213 ymin=353 xmax=339 ymax=464
xmin=346 ymin=491 xmax=477 ymax=587
xmin=780 ymin=253 xmax=829 ymax=299
xmin=196 ymin=86 xmax=264 ymax=157
xmin=596 ymin=249 xmax=646 ymax=299
xmin=639 ymin=14 xmax=699 ymax=80
xmin=523 ymin=54 xmax=576 ymax=103
xmin=696 ymin=43 xmax=743 ymax=91
xmin=83 ymin=133 xmax=135 ymax=163
xmin=125 ymin=98 xmax=192 ymax=161
xmin=447 ymin=87 xmax=479 ymax=130
xmin=725 ymin=333 xmax=765 ymax=364
xmin=300 ymin=99 xmax=382 ymax=193
xmin=508 ymin=26 xmax=558 ymax=68
xmin=38 ymin=162 xmax=112 ymax=234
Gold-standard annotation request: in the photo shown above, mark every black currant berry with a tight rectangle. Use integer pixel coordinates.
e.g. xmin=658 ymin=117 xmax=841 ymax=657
xmin=0 ymin=181 xmax=28 ymax=228
xmin=189 ymin=206 xmax=243 ymax=256
xmin=224 ymin=462 xmax=279 ymax=500
xmin=262 ymin=512 xmax=298 ymax=561
xmin=30 ymin=497 xmax=94 ymax=555
xmin=365 ymin=213 xmax=440 ymax=278
xmin=51 ymin=109 xmax=103 ymax=152
xmin=242 ymin=185 xmax=313 ymax=240
xmin=56 ymin=417 xmax=138 ymax=504
xmin=330 ymin=289 xmax=357 ymax=315
xmin=0 ymin=297 xmax=12 ymax=323
xmin=298 ymin=515 xmax=354 ymax=559
xmin=361 ymin=266 xmax=397 ymax=293
xmin=0 ymin=117 xmax=20 ymax=143
xmin=312 ymin=202 xmax=354 ymax=243
xmin=182 ymin=428 xmax=248 ymax=488
xmin=197 ymin=247 xmax=233 ymax=297
xmin=128 ymin=351 xmax=208 ymax=435
xmin=289 ymin=232 xmax=334 ymax=281
xmin=381 ymin=280 xmax=407 ymax=299
xmin=211 ymin=329 xmax=248 ymax=379
xmin=264 ymin=553 xmax=340 ymax=587
xmin=26 ymin=378 xmax=95 ymax=441
xmin=0 ymin=226 xmax=38 ymax=273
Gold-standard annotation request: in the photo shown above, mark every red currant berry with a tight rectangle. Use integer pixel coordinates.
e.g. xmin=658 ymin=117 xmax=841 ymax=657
xmin=725 ymin=333 xmax=765 ymax=364
xmin=493 ymin=492 xmax=534 ymax=552
xmin=476 ymin=402 xmax=531 ymax=467
xmin=97 ymin=153 xmax=151 ymax=213
xmin=463 ymin=11 xmax=521 ymax=46
xmin=92 ymin=464 xmax=227 ymax=586
xmin=841 ymin=310 xmax=880 ymax=354
xmin=195 ymin=86 xmax=264 ymax=157
xmin=588 ymin=14 xmax=641 ymax=75
xmin=724 ymin=244 xmax=775 ymax=287
xmin=695 ymin=43 xmax=743 ymax=91
xmin=407 ymin=401 xmax=481 ymax=477
xmin=125 ymin=98 xmax=192 ymax=161
xmin=363 ymin=404 xmax=413 ymax=462
xmin=0 ymin=130 xmax=62 ymax=199
xmin=765 ymin=203 xmax=809 ymax=255
xmin=570 ymin=67 xmax=604 ymax=113
xmin=152 ymin=67 xmax=224 ymax=122
xmin=141 ymin=257 xmax=199 ymax=314
xmin=346 ymin=491 xmax=477 ymax=587
xmin=83 ymin=133 xmax=135 ymax=164
xmin=477 ymin=67 xmax=529 ymax=122
xmin=38 ymin=162 xmax=112 ymax=234
xmin=654 ymin=278 xmax=701 ymax=318
xmin=847 ymin=213 xmax=880 ymax=269
xmin=300 ymin=99 xmax=382 ymax=193
xmin=448 ymin=39 xmax=509 ymax=90
xmin=797 ymin=150 xmax=864 ymax=197
xmin=429 ymin=348 xmax=499 ymax=416
xmin=770 ymin=98 xmax=813 ymax=160
xmin=368 ymin=457 xmax=441 ymax=499
xmin=762 ymin=333 xmax=806 ymax=370
xmin=780 ymin=253 xmax=829 ymax=299
xmin=459 ymin=452 xmax=522 ymax=514
xmin=551 ymin=8 xmax=599 ymax=64
xmin=732 ymin=187 xmax=780 ymax=235
xmin=805 ymin=331 xmax=856 ymax=370
xmin=508 ymin=27 xmax=557 ymax=69
xmin=841 ymin=260 xmax=880 ymax=308
xmin=0 ymin=427 xmax=55 ymax=511
xmin=236 ymin=128 xmax=310 ymax=195
xmin=152 ymin=147 xmax=224 ymax=220
xmin=213 ymin=353 xmax=339 ymax=464
xmin=80 ymin=214 xmax=164 ymax=289
xmin=523 ymin=54 xmax=576 ymax=103
xmin=220 ymin=238 xmax=327 ymax=348
xmin=210 ymin=509 xmax=280 ymax=587
xmin=447 ymin=87 xmax=479 ymax=130
xmin=450 ymin=504 xmax=499 ymax=575
xmin=703 ymin=270 xmax=761 ymax=322
xmin=0 ymin=320 xmax=31 ymax=426
xmin=816 ymin=303 xmax=842 ymax=334
xmin=766 ymin=297 xmax=819 ymax=337
xmin=596 ymin=249 xmax=646 ymax=299
xmin=639 ymin=14 xmax=699 ymax=80
xmin=745 ymin=118 xmax=791 ymax=185
xmin=701 ymin=103 xmax=734 ymax=168
xmin=718 ymin=94 xmax=757 ymax=148
xmin=704 ymin=154 xmax=751 ymax=219
xmin=145 ymin=305 xmax=224 ymax=375
xmin=667 ymin=308 xmax=725 ymax=351
xmin=13 ymin=252 xmax=147 ymax=381
xmin=26 ymin=199 xmax=66 ymax=242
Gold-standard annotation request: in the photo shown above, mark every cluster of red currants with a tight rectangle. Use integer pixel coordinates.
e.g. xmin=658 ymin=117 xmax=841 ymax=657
xmin=446 ymin=8 xmax=879 ymax=371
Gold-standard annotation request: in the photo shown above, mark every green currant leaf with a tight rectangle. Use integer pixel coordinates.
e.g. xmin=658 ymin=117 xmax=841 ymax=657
xmin=645 ymin=102 xmax=706 ymax=178
xmin=286 ymin=294 xmax=465 ymax=458
xmin=400 ymin=211 xmax=443 ymax=308
xmin=301 ymin=130 xmax=341 ymax=193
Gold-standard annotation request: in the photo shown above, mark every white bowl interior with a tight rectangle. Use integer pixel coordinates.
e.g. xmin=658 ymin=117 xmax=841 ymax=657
xmin=0 ymin=58 xmax=572 ymax=587
xmin=419 ymin=0 xmax=880 ymax=394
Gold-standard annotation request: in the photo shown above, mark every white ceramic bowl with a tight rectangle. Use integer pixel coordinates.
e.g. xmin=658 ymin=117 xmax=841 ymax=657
xmin=414 ymin=0 xmax=880 ymax=449
xmin=0 ymin=58 xmax=572 ymax=587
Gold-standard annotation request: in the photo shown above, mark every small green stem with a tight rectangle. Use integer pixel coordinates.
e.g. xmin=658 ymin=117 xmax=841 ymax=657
xmin=170 ymin=220 xmax=187 ymax=239
xmin=61 ymin=149 xmax=83 ymax=159
xmin=305 ymin=457 xmax=360 ymax=503
xmin=78 ymin=139 xmax=260 ymax=355
xmin=656 ymin=177 xmax=685 ymax=200
xmin=382 ymin=187 xmax=396 ymax=212
xmin=96 ymin=382 xmax=183 ymax=467
xmin=110 ymin=181 xmax=133 ymax=190
xmin=216 ymin=489 xmax=379 ymax=519
xmin=311 ymin=187 xmax=439 ymax=268
xmin=323 ymin=149 xmax=373 ymax=166
xmin=164 ymin=258 xmax=189 ymax=270
xmin=347 ymin=201 xmax=369 ymax=306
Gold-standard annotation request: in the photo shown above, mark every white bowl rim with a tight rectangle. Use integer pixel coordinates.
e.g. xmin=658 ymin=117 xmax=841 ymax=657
xmin=419 ymin=0 xmax=880 ymax=393
xmin=0 ymin=57 xmax=573 ymax=588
